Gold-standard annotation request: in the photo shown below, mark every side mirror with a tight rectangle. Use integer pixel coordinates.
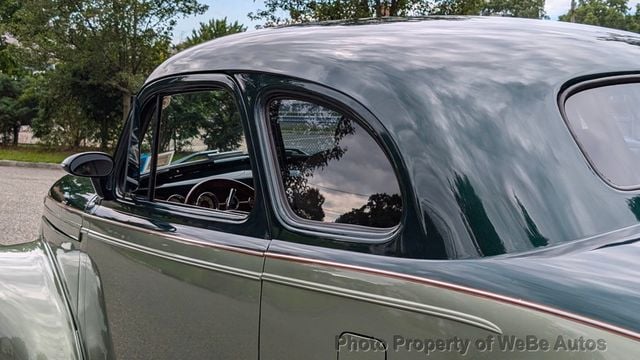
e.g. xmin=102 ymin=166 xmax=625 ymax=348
xmin=62 ymin=152 xmax=114 ymax=178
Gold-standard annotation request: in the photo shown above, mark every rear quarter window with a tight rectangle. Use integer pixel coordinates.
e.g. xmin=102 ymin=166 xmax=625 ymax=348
xmin=267 ymin=98 xmax=403 ymax=229
xmin=563 ymin=81 xmax=640 ymax=188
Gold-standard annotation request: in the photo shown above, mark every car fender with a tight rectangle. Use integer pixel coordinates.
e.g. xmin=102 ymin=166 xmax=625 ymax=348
xmin=0 ymin=240 xmax=82 ymax=360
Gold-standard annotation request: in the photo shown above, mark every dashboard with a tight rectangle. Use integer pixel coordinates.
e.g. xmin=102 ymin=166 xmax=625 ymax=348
xmin=143 ymin=151 xmax=255 ymax=214
xmin=155 ymin=176 xmax=254 ymax=213
xmin=185 ymin=178 xmax=254 ymax=212
xmin=135 ymin=150 xmax=301 ymax=215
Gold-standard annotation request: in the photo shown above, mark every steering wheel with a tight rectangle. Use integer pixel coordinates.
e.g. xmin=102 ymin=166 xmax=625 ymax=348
xmin=185 ymin=178 xmax=255 ymax=212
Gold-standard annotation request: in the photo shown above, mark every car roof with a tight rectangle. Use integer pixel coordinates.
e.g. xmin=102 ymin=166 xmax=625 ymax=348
xmin=146 ymin=17 xmax=640 ymax=258
xmin=147 ymin=16 xmax=640 ymax=86
xmin=146 ymin=16 xmax=640 ymax=132
xmin=146 ymin=17 xmax=640 ymax=137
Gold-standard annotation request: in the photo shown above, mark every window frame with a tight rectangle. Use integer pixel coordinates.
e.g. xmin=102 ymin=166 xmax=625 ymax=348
xmin=116 ymin=74 xmax=261 ymax=224
xmin=559 ymin=73 xmax=640 ymax=191
xmin=256 ymin=88 xmax=406 ymax=243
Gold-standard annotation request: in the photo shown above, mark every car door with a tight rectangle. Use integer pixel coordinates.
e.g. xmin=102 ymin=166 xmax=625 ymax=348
xmin=81 ymin=74 xmax=270 ymax=360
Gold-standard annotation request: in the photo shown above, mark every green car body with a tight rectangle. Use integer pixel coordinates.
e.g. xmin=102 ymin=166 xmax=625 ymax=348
xmin=3 ymin=16 xmax=640 ymax=359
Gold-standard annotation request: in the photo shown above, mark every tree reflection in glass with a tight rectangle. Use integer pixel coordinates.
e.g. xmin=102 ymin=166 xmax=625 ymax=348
xmin=269 ymin=99 xmax=402 ymax=229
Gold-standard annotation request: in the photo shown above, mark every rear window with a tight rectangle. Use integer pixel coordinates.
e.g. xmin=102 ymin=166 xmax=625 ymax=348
xmin=564 ymin=82 xmax=640 ymax=188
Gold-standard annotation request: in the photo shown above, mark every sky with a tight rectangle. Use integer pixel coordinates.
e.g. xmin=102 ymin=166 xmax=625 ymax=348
xmin=173 ymin=0 xmax=266 ymax=43
xmin=173 ymin=0 xmax=640 ymax=43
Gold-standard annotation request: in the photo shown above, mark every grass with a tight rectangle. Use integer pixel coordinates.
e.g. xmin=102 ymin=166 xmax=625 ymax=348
xmin=0 ymin=145 xmax=84 ymax=164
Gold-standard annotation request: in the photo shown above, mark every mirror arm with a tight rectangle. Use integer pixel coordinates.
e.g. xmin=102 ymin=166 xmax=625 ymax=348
xmin=91 ymin=177 xmax=114 ymax=200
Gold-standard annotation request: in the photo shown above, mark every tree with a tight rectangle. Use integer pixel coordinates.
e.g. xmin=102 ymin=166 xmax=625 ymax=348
xmin=559 ymin=0 xmax=640 ymax=31
xmin=249 ymin=0 xmax=547 ymax=26
xmin=176 ymin=18 xmax=247 ymax=51
xmin=0 ymin=1 xmax=22 ymax=76
xmin=0 ymin=1 xmax=38 ymax=145
xmin=156 ymin=89 xmax=244 ymax=154
xmin=484 ymin=0 xmax=546 ymax=18
xmin=290 ymin=187 xmax=326 ymax=221
xmin=0 ymin=74 xmax=37 ymax=145
xmin=30 ymin=66 xmax=110 ymax=148
xmin=0 ymin=37 xmax=19 ymax=76
xmin=249 ymin=0 xmax=431 ymax=26
xmin=268 ymin=99 xmax=357 ymax=222
xmin=10 ymin=0 xmax=208 ymax=149
xmin=434 ymin=0 xmax=546 ymax=18
xmin=336 ymin=193 xmax=402 ymax=227
xmin=631 ymin=4 xmax=640 ymax=32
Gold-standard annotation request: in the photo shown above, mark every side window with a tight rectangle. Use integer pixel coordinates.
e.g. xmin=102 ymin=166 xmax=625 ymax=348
xmin=564 ymin=82 xmax=640 ymax=188
xmin=140 ymin=88 xmax=255 ymax=217
xmin=268 ymin=98 xmax=402 ymax=229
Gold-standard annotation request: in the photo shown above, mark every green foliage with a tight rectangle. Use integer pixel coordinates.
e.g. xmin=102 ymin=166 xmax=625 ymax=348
xmin=0 ymin=1 xmax=38 ymax=145
xmin=176 ymin=18 xmax=247 ymax=51
xmin=30 ymin=67 xmax=101 ymax=147
xmin=0 ymin=1 xmax=22 ymax=75
xmin=9 ymin=0 xmax=209 ymax=149
xmin=559 ymin=0 xmax=640 ymax=31
xmin=158 ymin=90 xmax=243 ymax=154
xmin=0 ymin=40 xmax=19 ymax=76
xmin=249 ymin=0 xmax=547 ymax=26
xmin=433 ymin=0 xmax=546 ymax=18
xmin=249 ymin=0 xmax=430 ymax=25
xmin=0 ymin=74 xmax=37 ymax=145
xmin=430 ymin=0 xmax=484 ymax=16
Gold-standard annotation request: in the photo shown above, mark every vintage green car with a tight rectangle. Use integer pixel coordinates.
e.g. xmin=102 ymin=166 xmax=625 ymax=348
xmin=2 ymin=16 xmax=640 ymax=359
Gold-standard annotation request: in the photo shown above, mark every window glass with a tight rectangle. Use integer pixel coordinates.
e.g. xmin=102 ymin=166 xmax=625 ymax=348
xmin=145 ymin=89 xmax=255 ymax=216
xmin=564 ymin=83 xmax=640 ymax=187
xmin=268 ymin=98 xmax=402 ymax=229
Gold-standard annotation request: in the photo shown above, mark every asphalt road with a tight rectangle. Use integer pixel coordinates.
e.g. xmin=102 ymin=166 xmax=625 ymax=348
xmin=0 ymin=166 xmax=64 ymax=245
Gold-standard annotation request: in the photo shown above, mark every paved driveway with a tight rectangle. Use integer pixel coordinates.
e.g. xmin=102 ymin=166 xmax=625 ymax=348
xmin=0 ymin=166 xmax=64 ymax=245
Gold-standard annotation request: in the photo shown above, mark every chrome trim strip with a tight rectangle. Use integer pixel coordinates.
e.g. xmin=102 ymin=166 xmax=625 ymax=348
xmin=84 ymin=210 xmax=264 ymax=257
xmin=262 ymin=273 xmax=502 ymax=334
xmin=266 ymin=252 xmax=640 ymax=342
xmin=85 ymin=229 xmax=262 ymax=281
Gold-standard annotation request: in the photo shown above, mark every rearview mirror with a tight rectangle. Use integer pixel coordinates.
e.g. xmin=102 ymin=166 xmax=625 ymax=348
xmin=61 ymin=152 xmax=114 ymax=178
